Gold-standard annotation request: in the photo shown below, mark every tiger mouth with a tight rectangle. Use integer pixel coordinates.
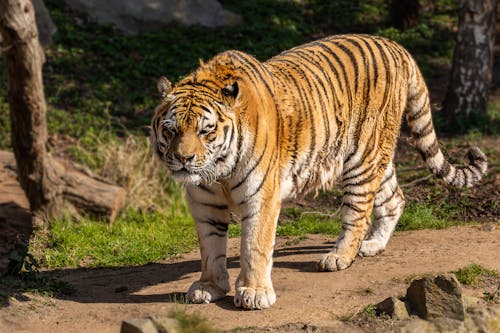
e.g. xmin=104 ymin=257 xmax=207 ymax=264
xmin=173 ymin=167 xmax=191 ymax=175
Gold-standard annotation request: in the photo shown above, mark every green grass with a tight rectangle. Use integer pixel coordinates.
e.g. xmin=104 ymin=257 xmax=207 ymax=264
xmin=42 ymin=209 xmax=197 ymax=268
xmin=453 ymin=264 xmax=498 ymax=287
xmin=362 ymin=304 xmax=378 ymax=317
xmin=229 ymin=206 xmax=342 ymax=238
xmin=277 ymin=214 xmax=341 ymax=236
xmin=396 ymin=201 xmax=461 ymax=231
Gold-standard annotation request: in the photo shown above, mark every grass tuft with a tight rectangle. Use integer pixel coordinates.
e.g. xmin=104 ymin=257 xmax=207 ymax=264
xmin=453 ymin=264 xmax=498 ymax=287
xmin=396 ymin=201 xmax=460 ymax=231
xmin=362 ymin=304 xmax=377 ymax=317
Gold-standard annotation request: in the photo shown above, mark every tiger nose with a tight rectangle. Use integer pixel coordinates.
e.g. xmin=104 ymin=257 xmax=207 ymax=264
xmin=175 ymin=153 xmax=195 ymax=164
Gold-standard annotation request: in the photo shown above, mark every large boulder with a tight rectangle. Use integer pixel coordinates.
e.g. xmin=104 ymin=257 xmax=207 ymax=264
xmin=64 ymin=0 xmax=242 ymax=34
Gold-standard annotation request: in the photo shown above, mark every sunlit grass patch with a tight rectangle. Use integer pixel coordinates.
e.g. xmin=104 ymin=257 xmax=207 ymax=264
xmin=276 ymin=207 xmax=341 ymax=237
xmin=43 ymin=209 xmax=196 ymax=268
xmin=277 ymin=216 xmax=341 ymax=236
xmin=396 ymin=201 xmax=461 ymax=231
xmin=453 ymin=264 xmax=498 ymax=287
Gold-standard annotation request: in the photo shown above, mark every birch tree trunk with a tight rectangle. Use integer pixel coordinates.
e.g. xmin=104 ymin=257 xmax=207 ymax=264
xmin=442 ymin=0 xmax=496 ymax=132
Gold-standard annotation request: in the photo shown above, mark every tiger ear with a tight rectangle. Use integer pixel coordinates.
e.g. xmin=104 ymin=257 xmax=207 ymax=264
xmin=157 ymin=76 xmax=172 ymax=99
xmin=199 ymin=58 xmax=205 ymax=66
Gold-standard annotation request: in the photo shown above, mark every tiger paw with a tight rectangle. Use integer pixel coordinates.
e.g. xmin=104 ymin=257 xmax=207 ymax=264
xmin=358 ymin=239 xmax=385 ymax=257
xmin=186 ymin=281 xmax=228 ymax=304
xmin=317 ymin=252 xmax=354 ymax=272
xmin=234 ymin=286 xmax=276 ymax=310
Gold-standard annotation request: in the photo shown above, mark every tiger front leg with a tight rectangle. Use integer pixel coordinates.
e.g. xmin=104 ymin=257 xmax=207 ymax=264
xmin=185 ymin=188 xmax=231 ymax=304
xmin=234 ymin=192 xmax=280 ymax=310
xmin=187 ymin=218 xmax=230 ymax=303
xmin=187 ymin=219 xmax=230 ymax=303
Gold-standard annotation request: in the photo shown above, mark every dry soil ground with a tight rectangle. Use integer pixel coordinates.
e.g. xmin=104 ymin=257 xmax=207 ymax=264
xmin=1 ymin=225 xmax=499 ymax=332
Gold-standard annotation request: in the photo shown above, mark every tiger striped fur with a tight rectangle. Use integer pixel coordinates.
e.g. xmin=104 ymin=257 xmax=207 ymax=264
xmin=151 ymin=34 xmax=487 ymax=310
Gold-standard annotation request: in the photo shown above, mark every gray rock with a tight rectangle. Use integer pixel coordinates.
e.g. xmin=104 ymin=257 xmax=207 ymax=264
xmin=406 ymin=274 xmax=465 ymax=321
xmin=121 ymin=318 xmax=158 ymax=333
xmin=64 ymin=0 xmax=242 ymax=35
xmin=376 ymin=296 xmax=410 ymax=320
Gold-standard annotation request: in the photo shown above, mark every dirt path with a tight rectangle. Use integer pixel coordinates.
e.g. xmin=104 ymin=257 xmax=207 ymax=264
xmin=1 ymin=226 xmax=499 ymax=332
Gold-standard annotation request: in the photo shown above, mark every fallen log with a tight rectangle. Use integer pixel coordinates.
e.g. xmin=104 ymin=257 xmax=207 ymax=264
xmin=1 ymin=151 xmax=126 ymax=222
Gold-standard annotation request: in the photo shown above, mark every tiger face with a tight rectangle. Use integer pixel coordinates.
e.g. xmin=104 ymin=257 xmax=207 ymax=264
xmin=151 ymin=75 xmax=239 ymax=185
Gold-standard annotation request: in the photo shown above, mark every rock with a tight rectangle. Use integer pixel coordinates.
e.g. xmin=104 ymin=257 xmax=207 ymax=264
xmin=63 ymin=0 xmax=242 ymax=35
xmin=121 ymin=318 xmax=158 ymax=333
xmin=406 ymin=274 xmax=465 ymax=321
xmin=149 ymin=316 xmax=180 ymax=333
xmin=376 ymin=296 xmax=410 ymax=320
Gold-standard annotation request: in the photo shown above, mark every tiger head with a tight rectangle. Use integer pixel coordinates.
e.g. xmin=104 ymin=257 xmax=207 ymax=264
xmin=151 ymin=56 xmax=241 ymax=185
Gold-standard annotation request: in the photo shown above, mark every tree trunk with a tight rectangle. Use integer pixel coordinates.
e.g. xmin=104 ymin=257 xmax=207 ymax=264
xmin=0 ymin=0 xmax=63 ymax=222
xmin=0 ymin=0 xmax=126 ymax=226
xmin=442 ymin=0 xmax=496 ymax=132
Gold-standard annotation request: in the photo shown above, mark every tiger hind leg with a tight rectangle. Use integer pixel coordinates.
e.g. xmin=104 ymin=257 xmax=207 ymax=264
xmin=359 ymin=162 xmax=405 ymax=257
xmin=317 ymin=162 xmax=381 ymax=272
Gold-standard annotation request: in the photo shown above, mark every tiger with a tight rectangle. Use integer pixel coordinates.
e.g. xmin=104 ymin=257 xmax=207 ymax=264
xmin=150 ymin=34 xmax=487 ymax=310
